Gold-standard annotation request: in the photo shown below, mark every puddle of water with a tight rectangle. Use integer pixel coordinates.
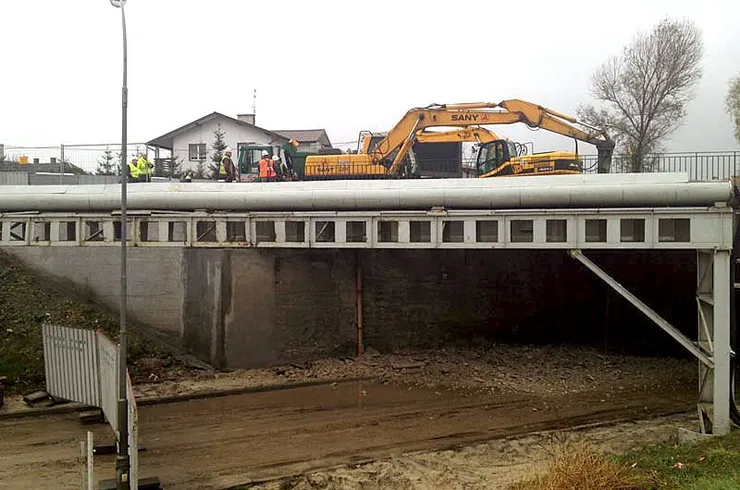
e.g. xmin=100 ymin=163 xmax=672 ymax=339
xmin=238 ymin=380 xmax=497 ymax=412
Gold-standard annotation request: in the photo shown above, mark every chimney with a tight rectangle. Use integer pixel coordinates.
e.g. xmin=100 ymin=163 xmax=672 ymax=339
xmin=237 ymin=114 xmax=255 ymax=125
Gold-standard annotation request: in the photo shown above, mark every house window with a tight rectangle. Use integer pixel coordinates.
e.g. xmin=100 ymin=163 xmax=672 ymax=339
xmin=188 ymin=143 xmax=206 ymax=161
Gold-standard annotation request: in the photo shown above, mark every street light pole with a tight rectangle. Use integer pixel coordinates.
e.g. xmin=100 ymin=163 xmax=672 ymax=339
xmin=110 ymin=0 xmax=130 ymax=488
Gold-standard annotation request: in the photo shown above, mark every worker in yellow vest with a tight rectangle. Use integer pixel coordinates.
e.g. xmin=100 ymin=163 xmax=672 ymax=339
xmin=136 ymin=153 xmax=153 ymax=182
xmin=219 ymin=148 xmax=237 ymax=182
xmin=127 ymin=159 xmax=139 ymax=182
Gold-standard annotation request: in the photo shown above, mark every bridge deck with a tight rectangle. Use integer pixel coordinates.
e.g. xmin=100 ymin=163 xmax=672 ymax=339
xmin=0 ymin=207 xmax=733 ymax=250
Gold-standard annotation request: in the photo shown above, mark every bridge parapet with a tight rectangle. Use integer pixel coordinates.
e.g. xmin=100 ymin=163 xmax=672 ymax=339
xmin=0 ymin=207 xmax=733 ymax=251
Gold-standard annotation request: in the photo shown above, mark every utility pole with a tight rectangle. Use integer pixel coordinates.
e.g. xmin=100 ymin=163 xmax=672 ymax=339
xmin=109 ymin=0 xmax=130 ymax=488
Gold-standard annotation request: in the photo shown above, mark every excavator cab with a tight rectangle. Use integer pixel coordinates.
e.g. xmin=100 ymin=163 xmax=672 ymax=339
xmin=476 ymin=140 xmax=519 ymax=177
xmin=476 ymin=139 xmax=584 ymax=177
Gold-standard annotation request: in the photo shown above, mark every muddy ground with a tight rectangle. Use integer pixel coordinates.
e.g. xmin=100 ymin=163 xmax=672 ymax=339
xmin=131 ymin=344 xmax=695 ymax=401
xmin=0 ymin=346 xmax=699 ymax=490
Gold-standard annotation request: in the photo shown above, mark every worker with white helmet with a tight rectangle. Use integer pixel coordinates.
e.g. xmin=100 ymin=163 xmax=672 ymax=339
xmin=271 ymin=154 xmax=286 ymax=181
xmin=258 ymin=149 xmax=277 ymax=182
xmin=219 ymin=147 xmax=237 ymax=182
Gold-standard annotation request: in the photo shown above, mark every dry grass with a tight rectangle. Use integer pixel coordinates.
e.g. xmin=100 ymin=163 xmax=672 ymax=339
xmin=511 ymin=438 xmax=646 ymax=490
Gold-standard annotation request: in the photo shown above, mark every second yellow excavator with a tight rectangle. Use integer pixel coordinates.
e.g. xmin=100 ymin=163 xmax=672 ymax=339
xmin=303 ymin=99 xmax=614 ymax=180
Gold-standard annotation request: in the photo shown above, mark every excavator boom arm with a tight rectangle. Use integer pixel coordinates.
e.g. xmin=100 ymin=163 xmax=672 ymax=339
xmin=414 ymin=127 xmax=499 ymax=144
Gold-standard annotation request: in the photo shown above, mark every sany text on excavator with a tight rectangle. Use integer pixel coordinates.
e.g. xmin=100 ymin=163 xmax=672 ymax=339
xmin=303 ymin=99 xmax=615 ymax=180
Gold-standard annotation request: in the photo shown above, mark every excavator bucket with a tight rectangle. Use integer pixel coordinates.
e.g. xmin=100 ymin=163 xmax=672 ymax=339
xmin=596 ymin=138 xmax=615 ymax=173
xmin=597 ymin=147 xmax=614 ymax=174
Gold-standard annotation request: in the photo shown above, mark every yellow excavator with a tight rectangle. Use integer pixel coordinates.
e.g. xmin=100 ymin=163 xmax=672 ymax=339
xmin=358 ymin=127 xmax=584 ymax=178
xmin=303 ymin=99 xmax=614 ymax=180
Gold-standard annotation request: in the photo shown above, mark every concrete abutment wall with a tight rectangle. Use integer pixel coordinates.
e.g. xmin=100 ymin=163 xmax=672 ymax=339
xmin=3 ymin=247 xmax=697 ymax=368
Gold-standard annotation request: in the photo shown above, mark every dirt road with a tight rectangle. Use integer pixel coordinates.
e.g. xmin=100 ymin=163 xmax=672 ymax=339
xmin=0 ymin=378 xmax=694 ymax=490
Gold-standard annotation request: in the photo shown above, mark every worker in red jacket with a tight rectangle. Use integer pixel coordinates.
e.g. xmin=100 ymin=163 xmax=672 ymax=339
xmin=258 ymin=150 xmax=276 ymax=182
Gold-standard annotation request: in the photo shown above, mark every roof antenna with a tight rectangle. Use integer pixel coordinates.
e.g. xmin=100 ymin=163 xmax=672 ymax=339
xmin=253 ymin=89 xmax=257 ymax=123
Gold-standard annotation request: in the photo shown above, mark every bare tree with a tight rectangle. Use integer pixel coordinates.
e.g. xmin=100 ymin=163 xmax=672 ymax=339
xmin=578 ymin=18 xmax=703 ymax=172
xmin=726 ymin=75 xmax=740 ymax=144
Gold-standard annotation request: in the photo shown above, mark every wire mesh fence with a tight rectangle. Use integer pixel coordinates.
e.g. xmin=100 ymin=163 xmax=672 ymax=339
xmin=0 ymin=143 xmax=183 ymax=183
xmin=63 ymin=143 xmax=152 ymax=176
xmin=0 ymin=143 xmax=154 ymax=175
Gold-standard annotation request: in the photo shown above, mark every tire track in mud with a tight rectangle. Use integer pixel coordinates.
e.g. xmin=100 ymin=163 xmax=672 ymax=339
xmin=0 ymin=380 xmax=694 ymax=490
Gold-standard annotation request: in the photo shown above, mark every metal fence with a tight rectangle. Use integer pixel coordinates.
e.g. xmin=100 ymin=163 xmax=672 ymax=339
xmin=41 ymin=324 xmax=100 ymax=407
xmin=127 ymin=371 xmax=139 ymax=490
xmin=3 ymin=143 xmax=740 ymax=183
xmin=580 ymin=151 xmax=740 ymax=181
xmin=97 ymin=332 xmax=120 ymax=430
xmin=41 ymin=324 xmax=140 ymax=489
xmin=459 ymin=151 xmax=740 ymax=181
xmin=0 ymin=172 xmax=30 ymax=185
xmin=1 ymin=143 xmax=153 ymax=177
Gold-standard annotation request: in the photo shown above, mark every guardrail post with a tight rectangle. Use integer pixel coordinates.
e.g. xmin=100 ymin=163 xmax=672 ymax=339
xmin=60 ymin=144 xmax=65 ymax=184
xmin=695 ymin=152 xmax=700 ymax=180
xmin=87 ymin=431 xmax=94 ymax=490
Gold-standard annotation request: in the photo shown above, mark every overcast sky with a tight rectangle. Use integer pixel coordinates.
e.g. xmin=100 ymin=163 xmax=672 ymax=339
xmin=1 ymin=0 xmax=739 ymax=154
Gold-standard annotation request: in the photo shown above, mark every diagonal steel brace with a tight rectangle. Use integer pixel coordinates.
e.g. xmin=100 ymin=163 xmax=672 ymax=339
xmin=569 ymin=249 xmax=713 ymax=368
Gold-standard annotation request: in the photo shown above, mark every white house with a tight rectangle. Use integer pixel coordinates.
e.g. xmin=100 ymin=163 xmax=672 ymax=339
xmin=148 ymin=113 xmax=334 ymax=176
xmin=148 ymin=112 xmax=290 ymax=174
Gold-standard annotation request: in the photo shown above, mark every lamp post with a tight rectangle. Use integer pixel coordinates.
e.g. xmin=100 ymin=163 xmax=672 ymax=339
xmin=109 ymin=0 xmax=130 ymax=488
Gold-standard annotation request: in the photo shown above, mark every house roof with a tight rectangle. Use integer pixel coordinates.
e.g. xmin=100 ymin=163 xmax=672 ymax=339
xmin=273 ymin=129 xmax=332 ymax=147
xmin=147 ymin=112 xmax=289 ymax=150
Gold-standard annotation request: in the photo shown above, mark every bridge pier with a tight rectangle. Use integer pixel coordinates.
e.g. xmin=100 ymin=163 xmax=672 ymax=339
xmin=697 ymin=249 xmax=732 ymax=435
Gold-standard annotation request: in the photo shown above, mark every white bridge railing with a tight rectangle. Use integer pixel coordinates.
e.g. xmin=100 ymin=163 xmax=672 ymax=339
xmin=0 ymin=207 xmax=733 ymax=251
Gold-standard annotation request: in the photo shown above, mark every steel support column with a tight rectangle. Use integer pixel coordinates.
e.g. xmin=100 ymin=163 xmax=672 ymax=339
xmin=569 ymin=249 xmax=731 ymax=435
xmin=356 ymin=251 xmax=364 ymax=357
xmin=697 ymin=249 xmax=732 ymax=435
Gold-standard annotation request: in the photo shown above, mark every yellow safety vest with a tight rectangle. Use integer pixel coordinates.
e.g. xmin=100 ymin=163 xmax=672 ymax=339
xmin=128 ymin=162 xmax=139 ymax=178
xmin=219 ymin=155 xmax=230 ymax=176
xmin=137 ymin=156 xmax=152 ymax=176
